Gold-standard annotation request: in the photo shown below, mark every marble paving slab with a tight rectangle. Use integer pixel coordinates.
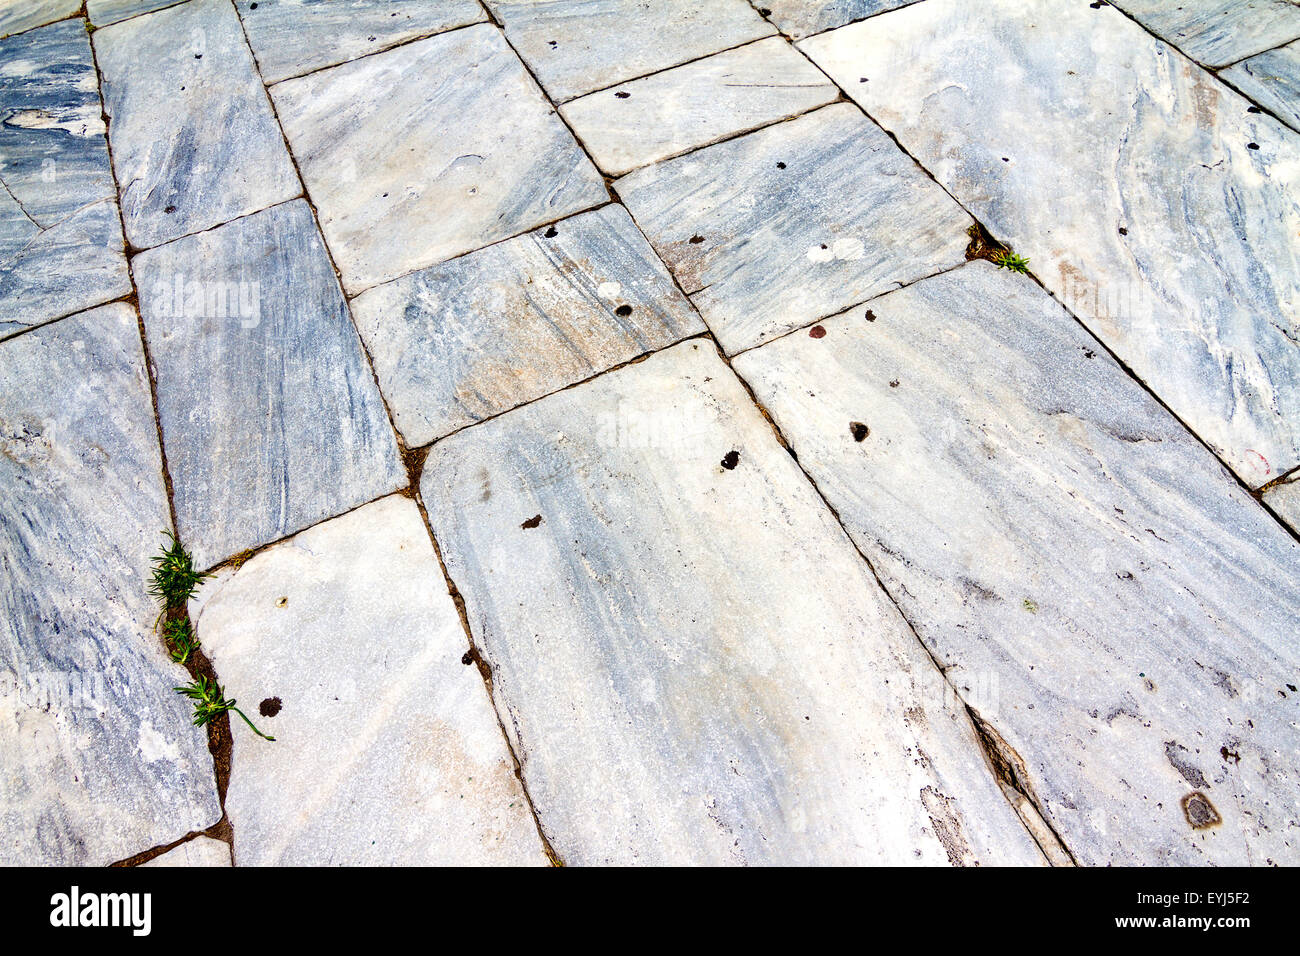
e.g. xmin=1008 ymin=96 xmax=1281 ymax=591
xmin=193 ymin=495 xmax=549 ymax=866
xmin=483 ymin=0 xmax=776 ymax=102
xmin=421 ymin=340 xmax=1047 ymax=866
xmin=271 ymin=23 xmax=607 ymax=296
xmin=1112 ymin=0 xmax=1300 ymax=68
xmin=760 ymin=0 xmax=921 ymax=40
xmin=0 ymin=0 xmax=80 ymax=38
xmin=1221 ymin=40 xmax=1300 ymax=134
xmin=86 ymin=0 xmax=184 ymax=27
xmin=350 ymin=203 xmax=705 ymax=447
xmin=0 ymin=302 xmax=221 ymax=866
xmin=615 ymin=103 xmax=972 ymax=355
xmin=802 ymin=0 xmax=1300 ymax=488
xmin=141 ymin=835 xmax=231 ymax=866
xmin=734 ymin=262 xmax=1300 ymax=866
xmin=133 ymin=200 xmax=405 ymax=571
xmin=560 ymin=37 xmax=839 ymax=176
xmin=1264 ymin=473 xmax=1300 ymax=534
xmin=235 ymin=0 xmax=487 ymax=84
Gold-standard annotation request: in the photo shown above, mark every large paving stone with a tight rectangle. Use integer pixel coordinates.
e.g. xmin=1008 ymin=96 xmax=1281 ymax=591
xmin=802 ymin=0 xmax=1300 ymax=488
xmin=560 ymin=37 xmax=839 ymax=176
xmin=141 ymin=835 xmax=231 ymax=867
xmin=734 ymin=262 xmax=1300 ymax=866
xmin=1264 ymin=473 xmax=1300 ymax=534
xmin=351 ymin=204 xmax=704 ymax=447
xmin=0 ymin=0 xmax=80 ymax=38
xmin=194 ymin=495 xmax=549 ymax=866
xmin=0 ymin=20 xmax=130 ymax=335
xmin=1221 ymin=40 xmax=1300 ymax=134
xmin=95 ymin=0 xmax=300 ymax=250
xmin=133 ymin=200 xmax=405 ymax=571
xmin=0 ymin=303 xmax=221 ymax=866
xmin=421 ymin=340 xmax=1046 ymax=866
xmin=616 ymin=103 xmax=972 ymax=355
xmin=1112 ymin=0 xmax=1300 ymax=68
xmin=271 ymin=23 xmax=606 ymax=296
xmin=760 ymin=0 xmax=920 ymax=39
xmin=86 ymin=1 xmax=181 ymax=26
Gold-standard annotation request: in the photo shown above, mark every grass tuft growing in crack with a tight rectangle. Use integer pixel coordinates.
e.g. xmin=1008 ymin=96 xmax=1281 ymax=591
xmin=993 ymin=251 xmax=1031 ymax=274
xmin=162 ymin=618 xmax=200 ymax=665
xmin=148 ymin=531 xmax=208 ymax=615
xmin=175 ymin=675 xmax=276 ymax=741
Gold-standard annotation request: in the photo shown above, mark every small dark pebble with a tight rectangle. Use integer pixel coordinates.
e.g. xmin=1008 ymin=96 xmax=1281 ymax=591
xmin=850 ymin=422 xmax=870 ymax=442
xmin=721 ymin=450 xmax=740 ymax=470
xmin=258 ymin=697 xmax=282 ymax=717
xmin=809 ymin=325 xmax=827 ymax=339
xmin=521 ymin=514 xmax=543 ymax=529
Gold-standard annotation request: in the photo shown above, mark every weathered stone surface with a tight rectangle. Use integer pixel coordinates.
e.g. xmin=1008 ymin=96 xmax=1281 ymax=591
xmin=1112 ymin=0 xmax=1300 ymax=68
xmin=133 ymin=200 xmax=404 ymax=571
xmin=141 ymin=836 xmax=231 ymax=867
xmin=616 ymin=103 xmax=972 ymax=355
xmin=1264 ymin=473 xmax=1300 ymax=534
xmin=760 ymin=0 xmax=920 ymax=39
xmin=271 ymin=24 xmax=606 ymax=296
xmin=95 ymin=0 xmax=299 ymax=250
xmin=560 ymin=37 xmax=839 ymax=176
xmin=484 ymin=0 xmax=775 ymax=102
xmin=734 ymin=262 xmax=1300 ymax=866
xmin=0 ymin=20 xmax=129 ymax=335
xmin=0 ymin=303 xmax=221 ymax=866
xmin=422 ymin=340 xmax=1046 ymax=866
xmin=86 ymin=0 xmax=183 ymax=27
xmin=802 ymin=0 xmax=1300 ymax=488
xmin=0 ymin=0 xmax=80 ymax=38
xmin=235 ymin=0 xmax=486 ymax=84
xmin=1221 ymin=40 xmax=1300 ymax=134
xmin=194 ymin=495 xmax=548 ymax=866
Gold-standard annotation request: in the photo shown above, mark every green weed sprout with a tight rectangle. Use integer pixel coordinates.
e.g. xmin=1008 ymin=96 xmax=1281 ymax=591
xmin=148 ymin=531 xmax=208 ymax=613
xmin=162 ymin=618 xmax=200 ymax=665
xmin=994 ymin=251 xmax=1031 ymax=274
xmin=175 ymin=675 xmax=276 ymax=741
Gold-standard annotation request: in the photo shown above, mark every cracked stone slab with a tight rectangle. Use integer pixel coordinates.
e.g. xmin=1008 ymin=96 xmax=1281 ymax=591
xmin=421 ymin=340 xmax=1045 ymax=866
xmin=0 ymin=20 xmax=130 ymax=335
xmin=1264 ymin=474 xmax=1300 ymax=534
xmin=0 ymin=303 xmax=221 ymax=866
xmin=560 ymin=37 xmax=839 ymax=176
xmin=193 ymin=495 xmax=549 ymax=866
xmin=235 ymin=0 xmax=487 ymax=84
xmin=271 ymin=23 xmax=606 ymax=296
xmin=615 ymin=103 xmax=972 ymax=355
xmin=1221 ymin=40 xmax=1300 ymax=134
xmin=141 ymin=836 xmax=231 ymax=867
xmin=351 ymin=203 xmax=705 ymax=447
xmin=1111 ymin=0 xmax=1300 ymax=68
xmin=802 ymin=0 xmax=1300 ymax=488
xmin=0 ymin=0 xmax=80 ymax=38
xmin=484 ymin=0 xmax=776 ymax=102
xmin=760 ymin=0 xmax=921 ymax=39
xmin=133 ymin=200 xmax=405 ymax=571
xmin=734 ymin=262 xmax=1300 ymax=866
xmin=95 ymin=0 xmax=300 ymax=250
xmin=86 ymin=1 xmax=186 ymax=27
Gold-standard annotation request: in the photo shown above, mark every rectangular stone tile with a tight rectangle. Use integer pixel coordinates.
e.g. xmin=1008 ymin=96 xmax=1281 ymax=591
xmin=133 ymin=200 xmax=405 ymax=570
xmin=95 ymin=0 xmax=300 ymax=250
xmin=615 ymin=103 xmax=972 ymax=355
xmin=193 ymin=495 xmax=549 ymax=866
xmin=421 ymin=340 xmax=1046 ymax=866
xmin=141 ymin=835 xmax=231 ymax=866
xmin=1112 ymin=0 xmax=1300 ymax=68
xmin=271 ymin=23 xmax=606 ymax=296
xmin=0 ymin=302 xmax=221 ymax=866
xmin=0 ymin=0 xmax=80 ymax=37
xmin=0 ymin=20 xmax=130 ymax=334
xmin=802 ymin=0 xmax=1300 ymax=488
xmin=1264 ymin=473 xmax=1300 ymax=534
xmin=351 ymin=203 xmax=705 ymax=447
xmin=761 ymin=0 xmax=921 ymax=39
xmin=1221 ymin=40 xmax=1300 ymax=134
xmin=734 ymin=262 xmax=1300 ymax=866
xmin=560 ymin=37 xmax=839 ymax=176
xmin=484 ymin=0 xmax=775 ymax=102
xmin=86 ymin=0 xmax=183 ymax=26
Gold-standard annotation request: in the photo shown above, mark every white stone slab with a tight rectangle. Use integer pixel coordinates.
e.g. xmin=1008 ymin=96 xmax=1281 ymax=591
xmin=141 ymin=835 xmax=231 ymax=867
xmin=1264 ymin=473 xmax=1300 ymax=534
xmin=0 ymin=0 xmax=80 ymax=38
xmin=86 ymin=0 xmax=183 ymax=27
xmin=1112 ymin=0 xmax=1300 ymax=68
xmin=760 ymin=0 xmax=920 ymax=39
xmin=1221 ymin=40 xmax=1300 ymax=134
xmin=734 ymin=262 xmax=1300 ymax=866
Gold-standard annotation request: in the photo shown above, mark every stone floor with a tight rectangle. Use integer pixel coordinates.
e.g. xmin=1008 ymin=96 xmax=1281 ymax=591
xmin=1 ymin=0 xmax=1298 ymax=867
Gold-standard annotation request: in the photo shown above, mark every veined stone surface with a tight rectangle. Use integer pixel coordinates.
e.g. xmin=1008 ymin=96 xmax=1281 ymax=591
xmin=616 ymin=103 xmax=972 ymax=355
xmin=1221 ymin=40 xmax=1300 ymax=134
xmin=141 ymin=836 xmax=231 ymax=867
xmin=133 ymin=200 xmax=405 ymax=571
xmin=484 ymin=0 xmax=776 ymax=102
xmin=271 ymin=23 xmax=606 ymax=295
xmin=351 ymin=204 xmax=704 ymax=447
xmin=421 ymin=341 xmax=1046 ymax=866
xmin=560 ymin=37 xmax=839 ymax=176
xmin=1264 ymin=473 xmax=1300 ymax=534
xmin=0 ymin=0 xmax=80 ymax=38
xmin=86 ymin=1 xmax=182 ymax=26
xmin=802 ymin=0 xmax=1300 ymax=488
xmin=1112 ymin=0 xmax=1300 ymax=68
xmin=0 ymin=303 xmax=221 ymax=866
xmin=95 ymin=0 xmax=299 ymax=250
xmin=734 ymin=262 xmax=1300 ymax=866
xmin=0 ymin=20 xmax=129 ymax=335
xmin=235 ymin=0 xmax=487 ymax=84
xmin=194 ymin=495 xmax=549 ymax=866
xmin=760 ymin=0 xmax=921 ymax=39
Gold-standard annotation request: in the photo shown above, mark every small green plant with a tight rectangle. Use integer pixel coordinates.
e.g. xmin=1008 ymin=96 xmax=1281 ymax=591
xmin=148 ymin=531 xmax=208 ymax=613
xmin=162 ymin=618 xmax=199 ymax=665
xmin=175 ymin=675 xmax=276 ymax=741
xmin=994 ymin=251 xmax=1031 ymax=274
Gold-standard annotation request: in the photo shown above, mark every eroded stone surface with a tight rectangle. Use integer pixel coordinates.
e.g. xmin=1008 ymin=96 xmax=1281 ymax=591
xmin=1222 ymin=40 xmax=1300 ymax=134
xmin=1264 ymin=474 xmax=1300 ymax=534
xmin=0 ymin=303 xmax=221 ymax=866
xmin=761 ymin=0 xmax=920 ymax=39
xmin=0 ymin=0 xmax=80 ymax=38
xmin=1112 ymin=0 xmax=1300 ymax=68
xmin=141 ymin=835 xmax=231 ymax=867
xmin=734 ymin=262 xmax=1300 ymax=866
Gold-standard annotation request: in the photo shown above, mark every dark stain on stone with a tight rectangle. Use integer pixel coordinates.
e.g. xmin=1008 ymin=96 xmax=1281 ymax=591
xmin=1181 ymin=791 xmax=1221 ymax=829
xmin=615 ymin=304 xmax=633 ymax=317
xmin=521 ymin=514 xmax=543 ymax=529
xmin=1247 ymin=105 xmax=1261 ymax=113
xmin=544 ymin=226 xmax=558 ymax=238
xmin=1165 ymin=740 xmax=1209 ymax=789
xmin=850 ymin=421 xmax=870 ymax=442
xmin=721 ymin=450 xmax=740 ymax=470
xmin=1247 ymin=142 xmax=1260 ymax=150
xmin=689 ymin=234 xmax=704 ymax=244
xmin=864 ymin=309 xmax=876 ymax=322
xmin=776 ymin=161 xmax=786 ymax=169
xmin=889 ymin=379 xmax=899 ymax=388
xmin=809 ymin=325 xmax=826 ymax=338
xmin=615 ymin=91 xmax=630 ymax=99
xmin=1220 ymin=746 xmax=1241 ymax=764
xmin=258 ymin=697 xmax=282 ymax=717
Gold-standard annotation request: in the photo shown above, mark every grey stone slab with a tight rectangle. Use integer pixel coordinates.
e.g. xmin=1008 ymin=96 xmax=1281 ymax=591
xmin=236 ymin=0 xmax=487 ymax=84
xmin=86 ymin=0 xmax=184 ymax=27
xmin=421 ymin=340 xmax=1046 ymax=866
xmin=1221 ymin=40 xmax=1300 ymax=134
xmin=0 ymin=0 xmax=80 ymax=38
xmin=802 ymin=0 xmax=1300 ymax=488
xmin=1112 ymin=0 xmax=1300 ymax=68
xmin=141 ymin=835 xmax=231 ymax=866
xmin=133 ymin=200 xmax=405 ymax=571
xmin=761 ymin=0 xmax=921 ymax=39
xmin=484 ymin=0 xmax=776 ymax=102
xmin=0 ymin=20 xmax=130 ymax=333
xmin=194 ymin=495 xmax=549 ymax=866
xmin=95 ymin=0 xmax=300 ymax=250
xmin=734 ymin=262 xmax=1300 ymax=866
xmin=1264 ymin=473 xmax=1300 ymax=533
xmin=560 ymin=37 xmax=839 ymax=176
xmin=615 ymin=103 xmax=972 ymax=355
xmin=0 ymin=302 xmax=221 ymax=866
xmin=271 ymin=23 xmax=606 ymax=296
xmin=351 ymin=204 xmax=705 ymax=447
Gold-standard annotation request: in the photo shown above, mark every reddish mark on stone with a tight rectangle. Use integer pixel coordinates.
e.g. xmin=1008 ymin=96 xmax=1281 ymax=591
xmin=1245 ymin=449 xmax=1271 ymax=477
xmin=809 ymin=325 xmax=827 ymax=339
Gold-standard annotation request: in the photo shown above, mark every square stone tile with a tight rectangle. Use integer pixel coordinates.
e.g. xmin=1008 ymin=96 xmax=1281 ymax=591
xmin=760 ymin=0 xmax=920 ymax=39
xmin=1112 ymin=0 xmax=1300 ymax=68
xmin=0 ymin=0 xmax=80 ymax=37
xmin=271 ymin=23 xmax=607 ymax=295
xmin=615 ymin=103 xmax=972 ymax=354
xmin=350 ymin=203 xmax=704 ymax=447
xmin=86 ymin=0 xmax=182 ymax=26
xmin=1221 ymin=40 xmax=1300 ymax=134
xmin=133 ymin=200 xmax=405 ymax=570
